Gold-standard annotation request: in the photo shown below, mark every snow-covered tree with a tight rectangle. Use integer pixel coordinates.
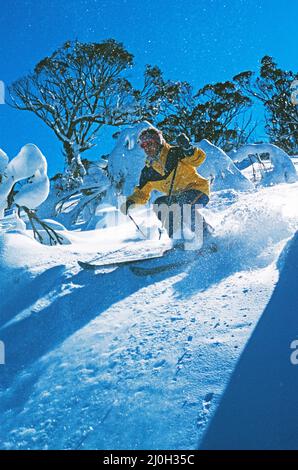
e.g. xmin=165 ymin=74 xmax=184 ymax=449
xmin=234 ymin=56 xmax=298 ymax=154
xmin=8 ymin=39 xmax=135 ymax=188
xmin=154 ymin=80 xmax=253 ymax=150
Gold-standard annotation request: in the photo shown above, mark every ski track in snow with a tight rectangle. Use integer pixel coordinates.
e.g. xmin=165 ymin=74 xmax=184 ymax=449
xmin=0 ymin=182 xmax=297 ymax=449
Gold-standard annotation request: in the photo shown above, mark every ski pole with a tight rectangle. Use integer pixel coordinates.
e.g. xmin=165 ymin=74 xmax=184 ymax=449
xmin=128 ymin=212 xmax=147 ymax=239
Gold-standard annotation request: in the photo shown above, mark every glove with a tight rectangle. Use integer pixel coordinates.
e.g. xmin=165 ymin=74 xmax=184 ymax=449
xmin=120 ymin=199 xmax=134 ymax=215
xmin=176 ymin=133 xmax=195 ymax=159
xmin=176 ymin=133 xmax=194 ymax=156
xmin=176 ymin=133 xmax=191 ymax=148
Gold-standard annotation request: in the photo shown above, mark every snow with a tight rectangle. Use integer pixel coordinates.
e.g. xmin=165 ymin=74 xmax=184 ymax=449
xmin=0 ymin=149 xmax=9 ymax=174
xmin=38 ymin=160 xmax=110 ymax=231
xmin=197 ymin=139 xmax=254 ymax=192
xmin=0 ymin=210 xmax=26 ymax=233
xmin=230 ymin=143 xmax=297 ymax=186
xmin=107 ymin=129 xmax=254 ymax=200
xmin=107 ymin=121 xmax=152 ymax=199
xmin=0 ymin=125 xmax=297 ymax=449
xmin=0 ymin=144 xmax=50 ymax=217
xmin=201 ymin=233 xmax=298 ymax=450
xmin=8 ymin=144 xmax=48 ymax=182
xmin=0 ymin=178 xmax=297 ymax=449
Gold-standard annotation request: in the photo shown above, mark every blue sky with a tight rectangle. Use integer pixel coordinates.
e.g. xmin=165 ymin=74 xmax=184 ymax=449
xmin=0 ymin=0 xmax=297 ymax=175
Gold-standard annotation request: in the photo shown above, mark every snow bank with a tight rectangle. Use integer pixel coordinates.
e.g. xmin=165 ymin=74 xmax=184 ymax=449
xmin=201 ymin=232 xmax=298 ymax=449
xmin=230 ymin=143 xmax=297 ymax=186
xmin=198 ymin=139 xmax=254 ymax=192
xmin=0 ymin=231 xmax=49 ymax=313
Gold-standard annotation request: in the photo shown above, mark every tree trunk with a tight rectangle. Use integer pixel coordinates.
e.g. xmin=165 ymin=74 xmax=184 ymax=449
xmin=62 ymin=142 xmax=87 ymax=191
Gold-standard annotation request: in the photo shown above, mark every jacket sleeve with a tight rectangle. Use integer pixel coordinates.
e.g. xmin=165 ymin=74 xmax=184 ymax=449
xmin=127 ymin=181 xmax=153 ymax=205
xmin=182 ymin=147 xmax=206 ymax=167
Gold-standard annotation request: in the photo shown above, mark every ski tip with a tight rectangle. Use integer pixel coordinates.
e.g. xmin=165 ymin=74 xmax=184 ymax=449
xmin=78 ymin=260 xmax=96 ymax=270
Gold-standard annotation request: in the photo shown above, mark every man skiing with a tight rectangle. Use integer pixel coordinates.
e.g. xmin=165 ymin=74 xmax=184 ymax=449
xmin=120 ymin=128 xmax=210 ymax=247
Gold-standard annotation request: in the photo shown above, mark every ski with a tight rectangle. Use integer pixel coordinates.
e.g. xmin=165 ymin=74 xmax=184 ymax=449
xmin=78 ymin=250 xmax=167 ymax=271
xmin=130 ymin=243 xmax=218 ymax=276
xmin=78 ymin=242 xmax=218 ymax=273
xmin=129 ymin=257 xmax=190 ymax=276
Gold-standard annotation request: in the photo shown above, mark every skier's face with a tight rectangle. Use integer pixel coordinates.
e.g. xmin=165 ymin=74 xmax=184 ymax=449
xmin=139 ymin=138 xmax=160 ymax=158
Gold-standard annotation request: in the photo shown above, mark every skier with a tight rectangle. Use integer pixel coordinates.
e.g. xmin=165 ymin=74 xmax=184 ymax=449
xmin=120 ymin=128 xmax=211 ymax=248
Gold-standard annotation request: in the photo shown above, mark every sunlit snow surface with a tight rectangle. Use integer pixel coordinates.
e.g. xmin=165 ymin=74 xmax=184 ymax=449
xmin=0 ymin=177 xmax=297 ymax=449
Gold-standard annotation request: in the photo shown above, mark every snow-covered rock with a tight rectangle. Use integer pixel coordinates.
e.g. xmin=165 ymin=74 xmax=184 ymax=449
xmin=230 ymin=143 xmax=297 ymax=186
xmin=198 ymin=139 xmax=254 ymax=192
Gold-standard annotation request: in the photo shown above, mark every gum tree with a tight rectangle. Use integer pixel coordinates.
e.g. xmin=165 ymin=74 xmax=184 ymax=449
xmin=9 ymin=39 xmax=134 ymax=188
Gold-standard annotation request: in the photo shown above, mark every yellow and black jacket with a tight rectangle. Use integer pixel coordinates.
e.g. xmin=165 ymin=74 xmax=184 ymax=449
xmin=127 ymin=143 xmax=210 ymax=205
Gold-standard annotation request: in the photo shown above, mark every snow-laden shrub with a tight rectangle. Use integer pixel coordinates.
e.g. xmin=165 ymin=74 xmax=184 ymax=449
xmin=0 ymin=144 xmax=49 ymax=216
xmin=229 ymin=143 xmax=297 ymax=186
xmin=0 ymin=144 xmax=65 ymax=245
xmin=198 ymin=139 xmax=254 ymax=192
xmin=89 ymin=122 xmax=157 ymax=229
xmin=107 ymin=122 xmax=152 ymax=199
xmin=44 ymin=160 xmax=110 ymax=230
xmin=52 ymin=121 xmax=158 ymax=230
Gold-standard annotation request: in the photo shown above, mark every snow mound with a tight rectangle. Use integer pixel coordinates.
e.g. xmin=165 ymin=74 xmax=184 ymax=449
xmin=198 ymin=139 xmax=254 ymax=192
xmin=230 ymin=143 xmax=297 ymax=186
xmin=0 ymin=210 xmax=26 ymax=233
